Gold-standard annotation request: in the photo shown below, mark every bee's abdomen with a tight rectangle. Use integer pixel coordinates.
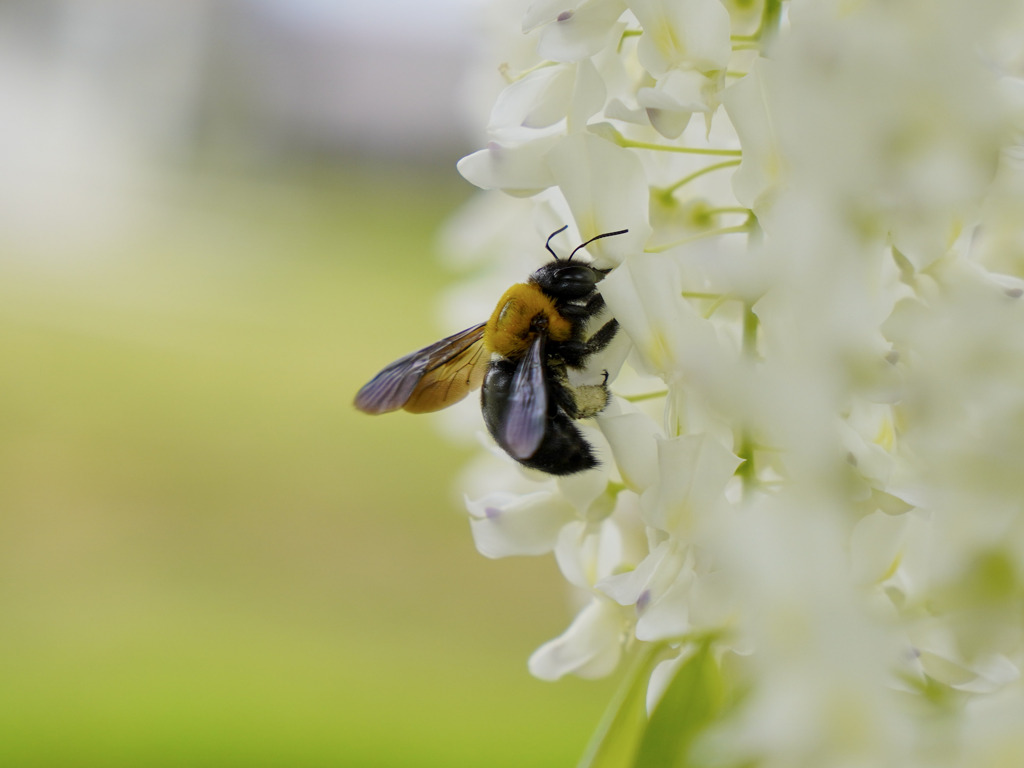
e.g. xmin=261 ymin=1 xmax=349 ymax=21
xmin=481 ymin=360 xmax=598 ymax=475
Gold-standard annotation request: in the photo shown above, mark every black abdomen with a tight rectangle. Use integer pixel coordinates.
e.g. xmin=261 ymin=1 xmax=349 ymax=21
xmin=481 ymin=359 xmax=599 ymax=475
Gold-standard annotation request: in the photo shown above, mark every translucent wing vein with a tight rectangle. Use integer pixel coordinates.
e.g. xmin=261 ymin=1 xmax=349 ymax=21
xmin=354 ymin=323 xmax=488 ymax=414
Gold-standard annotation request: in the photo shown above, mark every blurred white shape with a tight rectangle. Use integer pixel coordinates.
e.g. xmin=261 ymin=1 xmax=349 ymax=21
xmin=0 ymin=0 xmax=484 ymax=256
xmin=0 ymin=1 xmax=207 ymax=255
xmin=257 ymin=0 xmax=488 ymax=39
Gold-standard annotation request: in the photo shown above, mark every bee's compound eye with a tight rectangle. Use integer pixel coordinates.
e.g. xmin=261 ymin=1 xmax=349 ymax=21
xmin=536 ymin=264 xmax=599 ymax=299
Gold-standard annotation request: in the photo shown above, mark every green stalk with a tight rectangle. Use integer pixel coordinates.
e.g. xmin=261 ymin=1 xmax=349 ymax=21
xmin=619 ymin=138 xmax=742 ymax=157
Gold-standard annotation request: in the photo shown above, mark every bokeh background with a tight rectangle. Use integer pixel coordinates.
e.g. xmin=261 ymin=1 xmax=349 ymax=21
xmin=0 ymin=1 xmax=616 ymax=765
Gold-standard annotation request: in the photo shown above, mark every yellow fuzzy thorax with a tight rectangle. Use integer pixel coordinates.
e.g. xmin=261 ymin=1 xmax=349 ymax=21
xmin=484 ymin=282 xmax=573 ymax=358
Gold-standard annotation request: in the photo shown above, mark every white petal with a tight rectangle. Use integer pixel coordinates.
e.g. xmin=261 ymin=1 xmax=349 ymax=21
xmin=642 ymin=106 xmax=692 ymax=141
xmin=466 ymin=490 xmax=576 ymax=558
xmin=599 ymin=539 xmax=666 ymax=607
xmin=837 ymin=420 xmax=895 ymax=493
xmin=597 ymin=410 xmax=662 ymax=492
xmin=721 ymin=60 xmax=783 ymax=213
xmin=597 ymin=250 xmax=720 ymax=378
xmin=457 ymin=136 xmax=559 ymax=196
xmin=554 ymin=518 xmax=628 ymax=588
xmin=528 ymin=597 xmax=626 ymax=680
xmin=605 ymin=97 xmax=649 ymax=125
xmin=544 ymin=133 xmax=652 ymax=266
xmin=645 ymin=651 xmax=688 ymax=713
xmin=629 ymin=0 xmax=731 ymax=76
xmin=916 ymin=646 xmax=1020 ymax=694
xmin=641 ymin=434 xmax=741 ymax=535
xmin=599 ymin=539 xmax=693 ymax=641
xmin=566 ymin=57 xmax=608 ymax=130
xmin=637 ymin=69 xmax=715 ymax=139
xmin=557 ymin=449 xmax=617 ymax=520
xmin=522 ymin=0 xmax=585 ymax=32
xmin=635 ymin=572 xmax=692 ymax=641
xmin=639 ymin=70 xmax=711 ymax=113
xmin=535 ymin=0 xmax=629 ymax=63
xmin=488 ymin=65 xmax=577 ymax=133
xmin=849 ymin=510 xmax=909 ymax=587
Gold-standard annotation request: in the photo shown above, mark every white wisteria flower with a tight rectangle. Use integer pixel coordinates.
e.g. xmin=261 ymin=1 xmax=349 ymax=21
xmin=443 ymin=0 xmax=1024 ymax=765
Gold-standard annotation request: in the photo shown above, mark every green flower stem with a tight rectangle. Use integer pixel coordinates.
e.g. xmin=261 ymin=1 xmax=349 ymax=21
xmin=761 ymin=0 xmax=784 ymax=48
xmin=653 ymin=627 xmax=726 ymax=651
xmin=656 ymin=159 xmax=742 ymax=201
xmin=742 ymin=299 xmax=759 ymax=358
xmin=731 ymin=0 xmax=784 ymax=44
xmin=646 ymin=223 xmax=752 ymax=253
xmin=702 ymin=295 xmax=730 ymax=319
xmin=605 ymin=479 xmax=628 ymax=496
xmin=703 ymin=206 xmax=752 ymax=216
xmin=682 ymin=291 xmax=741 ymax=319
xmin=681 ymin=291 xmax=726 ymax=300
xmin=736 ymin=432 xmax=756 ymax=495
xmin=619 ymin=137 xmax=742 ymax=157
xmin=576 ymin=642 xmax=668 ymax=768
xmin=736 ymin=301 xmax=760 ymax=494
xmin=623 ymin=390 xmax=670 ymax=403
xmin=499 ymin=59 xmax=555 ymax=83
xmin=618 ymin=28 xmax=642 ymax=52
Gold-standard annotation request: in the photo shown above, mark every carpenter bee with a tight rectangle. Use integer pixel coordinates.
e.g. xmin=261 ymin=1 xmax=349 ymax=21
xmin=354 ymin=226 xmax=627 ymax=475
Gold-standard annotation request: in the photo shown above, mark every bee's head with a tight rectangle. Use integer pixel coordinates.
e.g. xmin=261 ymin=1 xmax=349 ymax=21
xmin=535 ymin=226 xmax=627 ymax=299
xmin=531 ymin=260 xmax=603 ymax=300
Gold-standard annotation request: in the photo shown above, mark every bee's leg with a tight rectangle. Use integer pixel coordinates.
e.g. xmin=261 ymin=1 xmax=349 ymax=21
xmin=582 ymin=318 xmax=619 ymax=357
xmin=551 ymin=361 xmax=611 ymax=420
xmin=546 ymin=361 xmax=581 ymax=416
xmin=556 ymin=318 xmax=620 ymax=369
xmin=569 ymin=323 xmax=617 ymax=417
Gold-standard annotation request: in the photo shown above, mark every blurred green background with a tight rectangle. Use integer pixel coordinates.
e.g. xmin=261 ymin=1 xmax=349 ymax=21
xmin=0 ymin=165 xmax=617 ymax=767
xmin=0 ymin=2 xmax=614 ymax=765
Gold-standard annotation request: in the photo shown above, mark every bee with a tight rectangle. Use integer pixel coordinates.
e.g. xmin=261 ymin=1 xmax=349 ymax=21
xmin=354 ymin=226 xmax=627 ymax=475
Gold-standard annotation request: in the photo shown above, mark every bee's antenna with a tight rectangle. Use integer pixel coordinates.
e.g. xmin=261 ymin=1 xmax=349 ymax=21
xmin=568 ymin=229 xmax=629 ymax=262
xmin=545 ymin=225 xmax=569 ymax=260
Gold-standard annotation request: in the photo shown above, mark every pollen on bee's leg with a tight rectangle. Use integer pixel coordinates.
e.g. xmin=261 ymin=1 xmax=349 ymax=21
xmin=570 ymin=382 xmax=611 ymax=419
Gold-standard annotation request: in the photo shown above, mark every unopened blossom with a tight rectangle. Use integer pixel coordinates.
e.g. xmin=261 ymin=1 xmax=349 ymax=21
xmin=442 ymin=0 xmax=1024 ymax=764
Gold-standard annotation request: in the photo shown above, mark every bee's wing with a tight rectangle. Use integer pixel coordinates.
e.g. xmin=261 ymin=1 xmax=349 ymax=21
xmin=354 ymin=323 xmax=488 ymax=415
xmin=500 ymin=334 xmax=548 ymax=460
xmin=402 ymin=326 xmax=490 ymax=414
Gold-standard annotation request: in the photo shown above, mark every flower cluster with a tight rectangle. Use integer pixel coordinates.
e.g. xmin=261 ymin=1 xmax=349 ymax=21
xmin=445 ymin=0 xmax=1024 ymax=764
